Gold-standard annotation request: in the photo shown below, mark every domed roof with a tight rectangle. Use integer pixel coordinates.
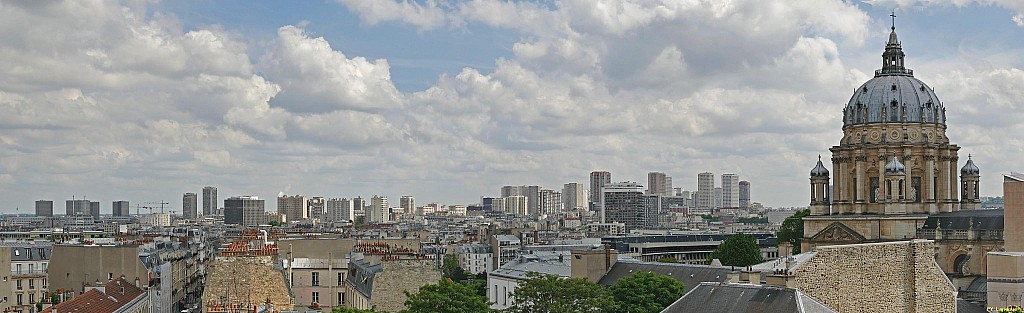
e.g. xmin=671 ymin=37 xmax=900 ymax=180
xmin=884 ymin=154 xmax=905 ymax=175
xmin=961 ymin=155 xmax=980 ymax=176
xmin=843 ymin=27 xmax=946 ymax=127
xmin=810 ymin=156 xmax=829 ymax=178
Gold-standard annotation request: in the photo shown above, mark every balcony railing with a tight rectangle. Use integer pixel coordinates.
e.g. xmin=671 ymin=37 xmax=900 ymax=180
xmin=12 ymin=270 xmax=47 ymax=278
xmin=917 ymin=229 xmax=1003 ymax=241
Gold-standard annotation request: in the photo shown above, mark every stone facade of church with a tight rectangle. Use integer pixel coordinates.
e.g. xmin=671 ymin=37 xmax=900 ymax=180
xmin=802 ymin=24 xmax=1000 ymax=283
xmin=802 ymin=25 xmax=987 ymax=251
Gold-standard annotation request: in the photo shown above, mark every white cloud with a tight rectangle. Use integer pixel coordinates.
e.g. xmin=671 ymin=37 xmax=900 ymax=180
xmin=337 ymin=0 xmax=448 ymax=31
xmin=260 ymin=26 xmax=404 ymax=113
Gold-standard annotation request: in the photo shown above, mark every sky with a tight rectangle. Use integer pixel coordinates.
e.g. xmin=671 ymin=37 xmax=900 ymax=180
xmin=1 ymin=0 xmax=1023 ymax=214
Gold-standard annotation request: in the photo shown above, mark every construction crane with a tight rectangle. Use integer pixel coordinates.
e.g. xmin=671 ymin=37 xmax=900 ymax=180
xmin=143 ymin=201 xmax=171 ymax=214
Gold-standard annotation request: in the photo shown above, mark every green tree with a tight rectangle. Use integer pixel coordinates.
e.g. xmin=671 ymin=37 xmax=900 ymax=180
xmin=655 ymin=257 xmax=678 ymax=263
xmin=441 ymin=254 xmax=469 ymax=282
xmin=401 ymin=280 xmax=493 ymax=313
xmin=777 ymin=209 xmax=810 ymax=254
xmin=504 ymin=272 xmax=616 ymax=313
xmin=709 ymin=233 xmax=764 ymax=267
xmin=332 ymin=307 xmax=380 ymax=313
xmin=609 ymin=271 xmax=686 ymax=313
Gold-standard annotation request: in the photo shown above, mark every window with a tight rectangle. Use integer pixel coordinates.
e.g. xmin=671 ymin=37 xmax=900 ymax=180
xmin=16 ymin=264 xmax=21 ymax=275
xmin=339 ymin=292 xmax=344 ymax=305
xmin=108 ymin=273 xmax=113 ymax=280
xmin=311 ymin=272 xmax=320 ymax=286
xmin=16 ymin=294 xmax=21 ymax=305
xmin=16 ymin=280 xmax=22 ymax=290
xmin=29 ymin=279 xmax=34 ymax=289
xmin=311 ymin=291 xmax=319 ymax=304
xmin=29 ymin=293 xmax=34 ymax=304
xmin=338 ymin=272 xmax=344 ymax=286
xmin=42 ymin=278 xmax=47 ymax=289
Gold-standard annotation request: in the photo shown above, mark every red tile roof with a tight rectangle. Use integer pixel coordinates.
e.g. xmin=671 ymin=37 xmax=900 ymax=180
xmin=42 ymin=277 xmax=146 ymax=313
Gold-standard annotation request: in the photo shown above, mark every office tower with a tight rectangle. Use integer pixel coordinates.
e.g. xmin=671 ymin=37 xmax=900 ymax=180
xmin=35 ymin=200 xmax=53 ymax=217
xmin=647 ymin=172 xmax=671 ymax=195
xmin=697 ymin=172 xmax=714 ymax=209
xmin=326 ymin=198 xmax=354 ymax=223
xmin=539 ymin=189 xmax=562 ymax=215
xmin=307 ymin=197 xmax=325 ymax=220
xmin=714 ymin=188 xmax=723 ymax=209
xmin=400 ymin=196 xmax=415 ymax=214
xmin=501 ymin=186 xmax=525 ymax=198
xmin=112 ymin=200 xmax=130 ymax=217
xmin=601 ymin=182 xmax=646 ymax=229
xmin=89 ymin=201 xmax=100 ymax=219
xmin=182 ymin=193 xmax=198 ymax=219
xmin=562 ymin=182 xmax=586 ymax=210
xmin=739 ymin=181 xmax=751 ymax=208
xmin=66 ymin=199 xmax=90 ymax=216
xmin=721 ymin=173 xmax=740 ymax=208
xmin=224 ymin=196 xmax=265 ymax=226
xmin=278 ymin=194 xmax=306 ymax=222
xmin=590 ymin=171 xmax=612 ymax=209
xmin=370 ymin=195 xmax=389 ymax=222
xmin=499 ymin=185 xmax=540 ymax=214
xmin=202 ymin=186 xmax=218 ymax=215
xmin=502 ymin=195 xmax=528 ymax=215
xmin=481 ymin=197 xmax=497 ymax=212
xmin=352 ymin=197 xmax=367 ymax=217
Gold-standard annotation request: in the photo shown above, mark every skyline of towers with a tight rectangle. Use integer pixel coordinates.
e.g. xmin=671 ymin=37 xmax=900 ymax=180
xmin=182 ymin=193 xmax=197 ymax=219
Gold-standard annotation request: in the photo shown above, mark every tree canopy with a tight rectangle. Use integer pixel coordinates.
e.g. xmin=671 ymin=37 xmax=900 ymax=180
xmin=441 ymin=254 xmax=469 ymax=282
xmin=777 ymin=209 xmax=810 ymax=254
xmin=401 ymin=279 xmax=492 ymax=313
xmin=709 ymin=233 xmax=765 ymax=267
xmin=505 ymin=272 xmax=616 ymax=313
xmin=608 ymin=271 xmax=686 ymax=313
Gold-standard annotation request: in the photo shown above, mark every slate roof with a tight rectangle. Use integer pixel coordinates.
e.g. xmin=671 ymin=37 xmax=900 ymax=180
xmin=956 ymin=299 xmax=987 ymax=313
xmin=920 ymin=209 xmax=1003 ymax=230
xmin=9 ymin=245 xmax=52 ymax=261
xmin=596 ymin=260 xmax=730 ymax=292
xmin=661 ymin=282 xmax=837 ymax=313
xmin=42 ymin=278 xmax=146 ymax=313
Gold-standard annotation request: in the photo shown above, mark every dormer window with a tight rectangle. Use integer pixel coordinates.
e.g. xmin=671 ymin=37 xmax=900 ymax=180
xmin=891 ymin=84 xmax=897 ymax=91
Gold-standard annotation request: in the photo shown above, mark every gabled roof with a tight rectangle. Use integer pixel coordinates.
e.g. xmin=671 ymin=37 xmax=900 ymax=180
xmin=661 ymin=282 xmax=837 ymax=313
xmin=42 ymin=278 xmax=146 ymax=313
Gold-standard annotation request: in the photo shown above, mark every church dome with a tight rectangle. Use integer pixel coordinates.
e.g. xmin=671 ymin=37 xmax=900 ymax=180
xmin=843 ymin=28 xmax=946 ymax=127
xmin=961 ymin=156 xmax=980 ymax=176
xmin=884 ymin=154 xmax=906 ymax=175
xmin=810 ymin=156 xmax=830 ymax=178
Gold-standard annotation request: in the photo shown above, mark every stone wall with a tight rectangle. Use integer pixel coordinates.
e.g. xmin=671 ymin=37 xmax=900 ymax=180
xmin=369 ymin=259 xmax=441 ymax=312
xmin=793 ymin=240 xmax=955 ymax=313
